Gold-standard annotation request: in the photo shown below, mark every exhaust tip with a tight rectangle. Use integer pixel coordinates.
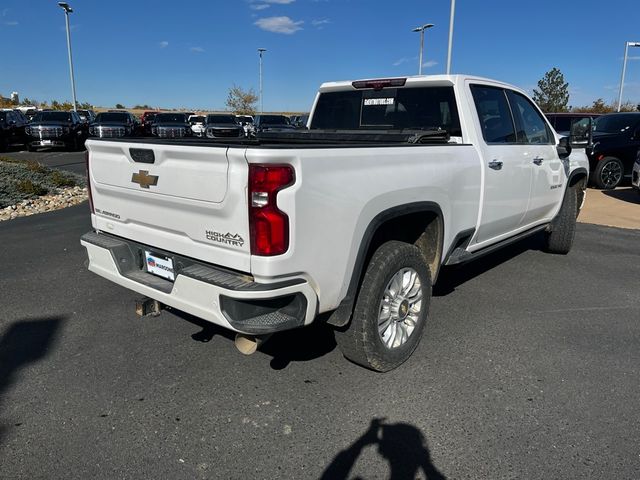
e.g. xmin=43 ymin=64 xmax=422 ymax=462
xmin=235 ymin=334 xmax=260 ymax=355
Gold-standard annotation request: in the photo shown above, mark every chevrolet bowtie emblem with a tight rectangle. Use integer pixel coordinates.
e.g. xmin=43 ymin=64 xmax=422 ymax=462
xmin=131 ymin=170 xmax=159 ymax=189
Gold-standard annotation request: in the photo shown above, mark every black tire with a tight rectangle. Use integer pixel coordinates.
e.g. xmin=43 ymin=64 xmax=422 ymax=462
xmin=594 ymin=157 xmax=623 ymax=189
xmin=334 ymin=241 xmax=432 ymax=372
xmin=545 ymin=185 xmax=577 ymax=254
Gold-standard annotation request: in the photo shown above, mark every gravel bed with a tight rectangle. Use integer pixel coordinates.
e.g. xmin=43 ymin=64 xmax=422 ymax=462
xmin=0 ymin=186 xmax=88 ymax=221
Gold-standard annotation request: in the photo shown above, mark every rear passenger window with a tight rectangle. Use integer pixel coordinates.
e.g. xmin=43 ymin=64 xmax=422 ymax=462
xmin=470 ymin=85 xmax=516 ymax=144
xmin=506 ymin=90 xmax=552 ymax=144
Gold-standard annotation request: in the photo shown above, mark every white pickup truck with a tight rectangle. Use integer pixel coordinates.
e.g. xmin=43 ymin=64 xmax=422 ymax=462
xmin=81 ymin=75 xmax=589 ymax=371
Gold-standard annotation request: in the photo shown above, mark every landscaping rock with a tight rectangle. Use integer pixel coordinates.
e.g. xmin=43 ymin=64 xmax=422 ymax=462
xmin=0 ymin=186 xmax=88 ymax=222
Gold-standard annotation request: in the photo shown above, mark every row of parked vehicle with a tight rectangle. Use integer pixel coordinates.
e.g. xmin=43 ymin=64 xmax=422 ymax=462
xmin=0 ymin=108 xmax=311 ymax=153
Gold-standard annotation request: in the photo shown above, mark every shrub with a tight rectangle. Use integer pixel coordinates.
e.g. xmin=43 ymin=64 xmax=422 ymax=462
xmin=16 ymin=179 xmax=48 ymax=196
xmin=26 ymin=161 xmax=48 ymax=174
xmin=0 ymin=159 xmax=85 ymax=208
xmin=50 ymin=170 xmax=77 ymax=188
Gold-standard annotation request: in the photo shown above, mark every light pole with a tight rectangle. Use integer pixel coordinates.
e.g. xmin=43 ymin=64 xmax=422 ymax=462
xmin=412 ymin=24 xmax=434 ymax=75
xmin=617 ymin=41 xmax=640 ymax=112
xmin=58 ymin=2 xmax=77 ymax=111
xmin=258 ymin=48 xmax=266 ymax=113
xmin=446 ymin=0 xmax=456 ymax=74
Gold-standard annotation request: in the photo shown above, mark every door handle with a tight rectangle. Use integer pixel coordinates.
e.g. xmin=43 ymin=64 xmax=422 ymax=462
xmin=488 ymin=160 xmax=503 ymax=170
xmin=533 ymin=156 xmax=544 ymax=166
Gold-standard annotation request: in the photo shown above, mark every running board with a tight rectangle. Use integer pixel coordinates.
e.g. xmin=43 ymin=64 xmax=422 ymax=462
xmin=445 ymin=224 xmax=549 ymax=266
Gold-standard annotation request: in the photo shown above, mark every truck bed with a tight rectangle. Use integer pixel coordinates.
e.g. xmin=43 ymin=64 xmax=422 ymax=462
xmin=88 ymin=128 xmax=454 ymax=149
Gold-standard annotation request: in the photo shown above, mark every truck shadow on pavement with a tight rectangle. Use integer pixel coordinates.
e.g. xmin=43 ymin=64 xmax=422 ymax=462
xmin=601 ymin=187 xmax=640 ymax=205
xmin=179 ymin=235 xmax=549 ymax=368
xmin=174 ymin=310 xmax=337 ymax=370
xmin=321 ymin=418 xmax=446 ymax=480
xmin=434 ymin=233 xmax=545 ymax=297
xmin=0 ymin=316 xmax=66 ymax=444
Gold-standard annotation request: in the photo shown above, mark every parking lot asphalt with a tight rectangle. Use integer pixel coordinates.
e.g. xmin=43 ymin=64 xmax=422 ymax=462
xmin=1 ymin=204 xmax=639 ymax=479
xmin=0 ymin=149 xmax=87 ymax=176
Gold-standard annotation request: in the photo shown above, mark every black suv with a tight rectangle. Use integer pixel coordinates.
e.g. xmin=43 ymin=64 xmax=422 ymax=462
xmin=150 ymin=113 xmax=192 ymax=138
xmin=545 ymin=112 xmax=600 ymax=141
xmin=253 ymin=114 xmax=295 ymax=134
xmin=0 ymin=110 xmax=29 ymax=151
xmin=588 ymin=113 xmax=640 ymax=189
xmin=89 ymin=112 xmax=140 ymax=138
xmin=204 ymin=114 xmax=244 ymax=138
xmin=26 ymin=110 xmax=88 ymax=151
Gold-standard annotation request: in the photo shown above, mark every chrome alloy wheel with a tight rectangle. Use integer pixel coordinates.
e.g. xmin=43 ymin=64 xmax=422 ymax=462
xmin=601 ymin=160 xmax=622 ymax=188
xmin=377 ymin=267 xmax=423 ymax=349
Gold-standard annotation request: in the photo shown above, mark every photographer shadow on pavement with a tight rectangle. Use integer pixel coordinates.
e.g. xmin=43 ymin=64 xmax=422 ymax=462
xmin=321 ymin=418 xmax=446 ymax=480
xmin=0 ymin=316 xmax=65 ymax=444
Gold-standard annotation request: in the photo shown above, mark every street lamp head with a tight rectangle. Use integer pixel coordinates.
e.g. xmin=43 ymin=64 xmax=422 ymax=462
xmin=258 ymin=48 xmax=267 ymax=53
xmin=628 ymin=41 xmax=640 ymax=47
xmin=412 ymin=23 xmax=434 ymax=32
xmin=58 ymin=2 xmax=73 ymax=13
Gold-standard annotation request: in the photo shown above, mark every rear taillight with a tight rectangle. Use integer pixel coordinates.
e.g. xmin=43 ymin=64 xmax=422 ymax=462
xmin=85 ymin=150 xmax=94 ymax=214
xmin=248 ymin=164 xmax=295 ymax=256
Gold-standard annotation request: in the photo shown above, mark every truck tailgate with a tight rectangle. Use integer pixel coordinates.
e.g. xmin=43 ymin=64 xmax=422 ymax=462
xmin=87 ymin=140 xmax=251 ymax=272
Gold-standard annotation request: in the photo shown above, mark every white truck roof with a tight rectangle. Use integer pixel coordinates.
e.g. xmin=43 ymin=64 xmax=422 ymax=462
xmin=318 ymin=74 xmax=523 ymax=94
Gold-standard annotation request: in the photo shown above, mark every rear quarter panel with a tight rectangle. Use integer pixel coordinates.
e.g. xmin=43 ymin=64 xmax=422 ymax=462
xmin=245 ymin=145 xmax=482 ymax=312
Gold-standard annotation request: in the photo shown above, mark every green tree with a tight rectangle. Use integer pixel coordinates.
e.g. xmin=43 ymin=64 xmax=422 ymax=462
xmin=572 ymin=98 xmax=638 ymax=113
xmin=533 ymin=67 xmax=570 ymax=112
xmin=225 ymin=85 xmax=258 ymax=115
xmin=22 ymin=97 xmax=39 ymax=107
xmin=572 ymin=98 xmax=614 ymax=114
xmin=115 ymin=103 xmax=125 ymax=109
xmin=0 ymin=95 xmax=12 ymax=108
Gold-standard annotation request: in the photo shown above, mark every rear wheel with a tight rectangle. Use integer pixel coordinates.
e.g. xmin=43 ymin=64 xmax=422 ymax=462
xmin=545 ymin=185 xmax=577 ymax=254
xmin=334 ymin=241 xmax=431 ymax=372
xmin=594 ymin=157 xmax=623 ymax=189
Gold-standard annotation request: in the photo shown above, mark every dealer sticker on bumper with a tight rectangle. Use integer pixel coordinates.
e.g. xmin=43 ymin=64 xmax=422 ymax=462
xmin=144 ymin=251 xmax=175 ymax=281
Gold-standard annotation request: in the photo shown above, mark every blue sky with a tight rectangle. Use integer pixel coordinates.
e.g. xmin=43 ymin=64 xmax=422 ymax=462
xmin=1 ymin=0 xmax=640 ymax=112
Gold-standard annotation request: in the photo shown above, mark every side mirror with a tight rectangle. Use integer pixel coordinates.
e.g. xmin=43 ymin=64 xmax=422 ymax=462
xmin=557 ymin=136 xmax=572 ymax=160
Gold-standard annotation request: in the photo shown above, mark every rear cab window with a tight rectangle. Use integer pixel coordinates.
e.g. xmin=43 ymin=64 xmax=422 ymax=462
xmin=310 ymin=85 xmax=462 ymax=137
xmin=505 ymin=90 xmax=552 ymax=144
xmin=470 ymin=85 xmax=516 ymax=143
xmin=470 ymin=84 xmax=553 ymax=145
